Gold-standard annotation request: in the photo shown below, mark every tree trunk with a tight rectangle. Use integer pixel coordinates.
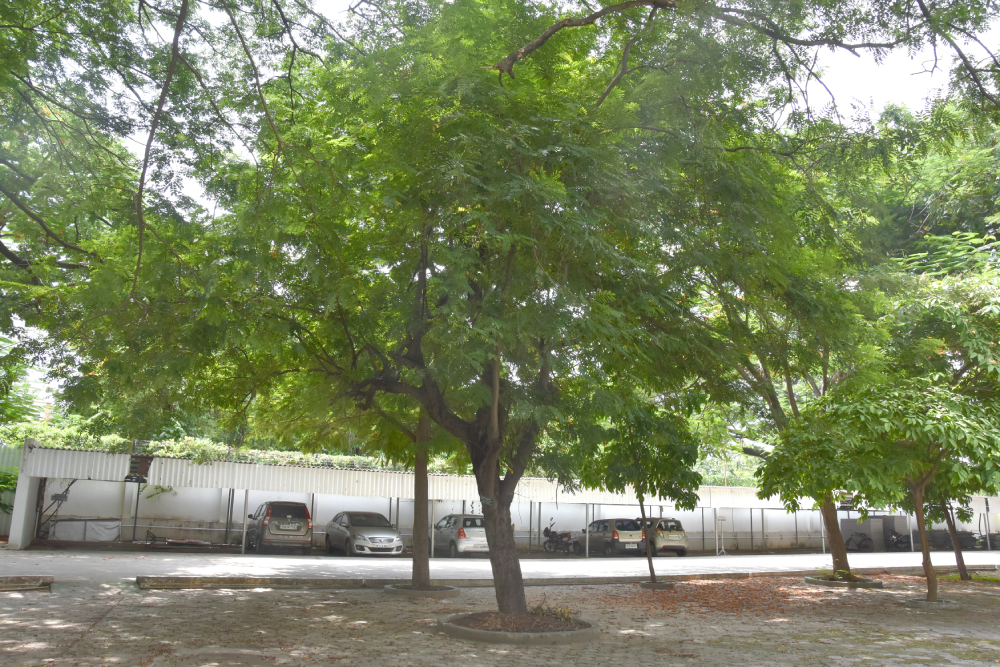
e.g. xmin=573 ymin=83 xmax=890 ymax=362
xmin=410 ymin=412 xmax=432 ymax=590
xmin=639 ymin=500 xmax=656 ymax=583
xmin=819 ymin=495 xmax=852 ymax=578
xmin=482 ymin=497 xmax=527 ymax=613
xmin=912 ymin=484 xmax=937 ymax=601
xmin=942 ymin=502 xmax=970 ymax=581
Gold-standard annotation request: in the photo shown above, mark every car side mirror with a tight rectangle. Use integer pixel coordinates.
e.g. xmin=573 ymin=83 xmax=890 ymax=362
xmin=247 ymin=514 xmax=253 ymax=519
xmin=392 ymin=524 xmax=397 ymax=530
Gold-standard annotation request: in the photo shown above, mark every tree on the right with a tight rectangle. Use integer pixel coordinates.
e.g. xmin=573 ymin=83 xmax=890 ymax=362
xmin=761 ymin=234 xmax=1000 ymax=600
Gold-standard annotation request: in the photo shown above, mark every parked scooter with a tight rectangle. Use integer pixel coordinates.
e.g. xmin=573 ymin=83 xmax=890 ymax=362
xmin=542 ymin=518 xmax=574 ymax=553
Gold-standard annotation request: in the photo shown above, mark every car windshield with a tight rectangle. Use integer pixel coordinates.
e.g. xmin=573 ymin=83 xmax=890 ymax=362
xmin=616 ymin=520 xmax=640 ymax=531
xmin=271 ymin=503 xmax=307 ymax=519
xmin=659 ymin=520 xmax=683 ymax=531
xmin=349 ymin=513 xmax=391 ymax=527
xmin=463 ymin=518 xmax=485 ymax=528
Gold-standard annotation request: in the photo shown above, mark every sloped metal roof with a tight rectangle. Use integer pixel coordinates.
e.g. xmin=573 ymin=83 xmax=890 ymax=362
xmin=14 ymin=444 xmax=782 ymax=506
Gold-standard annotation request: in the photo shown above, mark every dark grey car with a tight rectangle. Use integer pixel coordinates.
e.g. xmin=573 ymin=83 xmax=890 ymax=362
xmin=246 ymin=501 xmax=313 ymax=554
xmin=576 ymin=518 xmax=646 ymax=556
xmin=325 ymin=512 xmax=403 ymax=556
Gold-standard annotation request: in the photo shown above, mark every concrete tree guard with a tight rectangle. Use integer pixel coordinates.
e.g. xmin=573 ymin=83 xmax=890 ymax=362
xmin=803 ymin=576 xmax=883 ymax=589
xmin=437 ymin=614 xmax=600 ymax=645
xmin=383 ymin=584 xmax=460 ymax=599
xmin=638 ymin=581 xmax=675 ymax=590
xmin=904 ymin=598 xmax=960 ymax=610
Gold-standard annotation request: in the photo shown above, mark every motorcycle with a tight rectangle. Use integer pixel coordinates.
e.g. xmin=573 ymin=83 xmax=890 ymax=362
xmin=542 ymin=518 xmax=574 ymax=554
xmin=888 ymin=529 xmax=911 ymax=551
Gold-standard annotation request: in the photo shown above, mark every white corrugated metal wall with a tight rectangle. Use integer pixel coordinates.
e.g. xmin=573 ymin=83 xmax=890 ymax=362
xmin=0 ymin=445 xmax=20 ymax=536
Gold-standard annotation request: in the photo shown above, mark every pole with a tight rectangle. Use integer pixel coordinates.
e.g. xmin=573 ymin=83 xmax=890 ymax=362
xmin=132 ymin=481 xmax=141 ymax=543
xmin=585 ymin=503 xmax=589 ymax=558
xmin=714 ymin=508 xmax=719 ymax=556
xmin=528 ymin=501 xmax=533 ymax=550
xmin=395 ymin=497 xmax=399 ymax=529
xmin=241 ymin=489 xmax=249 ymax=554
xmin=985 ymin=499 xmax=992 ymax=551
xmin=702 ymin=507 xmax=706 ymax=551
xmin=750 ymin=508 xmax=753 ymax=551
xmin=794 ymin=511 xmax=798 ymax=549
xmin=430 ymin=500 xmax=435 ymax=557
xmin=224 ymin=488 xmax=234 ymax=545
xmin=821 ymin=509 xmax=826 ymax=554
xmin=908 ymin=513 xmax=915 ymax=552
xmin=761 ymin=508 xmax=765 ymax=551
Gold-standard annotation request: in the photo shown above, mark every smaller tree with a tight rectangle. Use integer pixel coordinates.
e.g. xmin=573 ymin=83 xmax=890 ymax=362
xmin=579 ymin=406 xmax=700 ymax=584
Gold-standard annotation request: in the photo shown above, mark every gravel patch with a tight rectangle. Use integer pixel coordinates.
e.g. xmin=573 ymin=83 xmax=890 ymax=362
xmin=1 ymin=575 xmax=999 ymax=665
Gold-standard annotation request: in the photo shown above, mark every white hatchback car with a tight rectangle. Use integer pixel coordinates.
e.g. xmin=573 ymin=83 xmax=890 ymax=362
xmin=639 ymin=517 xmax=688 ymax=556
xmin=430 ymin=514 xmax=489 ymax=557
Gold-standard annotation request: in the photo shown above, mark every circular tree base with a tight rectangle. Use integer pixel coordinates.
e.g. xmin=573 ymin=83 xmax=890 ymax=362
xmin=639 ymin=581 xmax=675 ymax=590
xmin=904 ymin=598 xmax=959 ymax=610
xmin=384 ymin=584 xmax=460 ymax=599
xmin=437 ymin=613 xmax=599 ymax=645
xmin=804 ymin=576 xmax=883 ymax=589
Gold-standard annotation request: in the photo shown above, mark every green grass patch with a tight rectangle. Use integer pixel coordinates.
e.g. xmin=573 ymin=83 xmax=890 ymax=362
xmin=940 ymin=572 xmax=1000 ymax=583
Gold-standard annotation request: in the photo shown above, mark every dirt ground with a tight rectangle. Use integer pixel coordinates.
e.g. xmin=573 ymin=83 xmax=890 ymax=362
xmin=2 ymin=575 xmax=999 ymax=666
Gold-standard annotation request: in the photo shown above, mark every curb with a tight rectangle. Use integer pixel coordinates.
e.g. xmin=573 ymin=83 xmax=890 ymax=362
xmin=804 ymin=576 xmax=883 ymax=589
xmin=384 ymin=584 xmax=460 ymax=599
xmin=134 ymin=564 xmax=1000 ymax=590
xmin=0 ymin=576 xmax=54 ymax=591
xmin=437 ymin=613 xmax=600 ymax=645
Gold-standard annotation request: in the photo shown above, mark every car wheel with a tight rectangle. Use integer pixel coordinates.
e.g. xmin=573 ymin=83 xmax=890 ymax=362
xmin=677 ymin=549 xmax=687 ymax=557
xmin=449 ymin=542 xmax=459 ymax=558
xmin=302 ymin=546 xmax=311 ymax=556
xmin=255 ymin=537 xmax=265 ymax=555
xmin=344 ymin=539 xmax=353 ymax=556
xmin=604 ymin=543 xmax=614 ymax=557
xmin=325 ymin=536 xmax=334 ymax=554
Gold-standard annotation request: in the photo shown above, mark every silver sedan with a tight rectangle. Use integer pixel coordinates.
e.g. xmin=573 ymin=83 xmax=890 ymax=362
xmin=325 ymin=512 xmax=404 ymax=556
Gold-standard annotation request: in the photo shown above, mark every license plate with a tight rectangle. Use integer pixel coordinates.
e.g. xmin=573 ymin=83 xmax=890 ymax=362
xmin=469 ymin=543 xmax=487 ymax=549
xmin=625 ymin=544 xmax=638 ymax=549
xmin=669 ymin=534 xmax=681 ymax=540
xmin=279 ymin=523 xmax=297 ymax=530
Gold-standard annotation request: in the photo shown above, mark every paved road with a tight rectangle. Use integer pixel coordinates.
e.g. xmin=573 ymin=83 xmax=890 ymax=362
xmin=2 ymin=547 xmax=999 ymax=583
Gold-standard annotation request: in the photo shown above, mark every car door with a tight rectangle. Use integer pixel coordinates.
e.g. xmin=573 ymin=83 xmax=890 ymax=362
xmin=338 ymin=514 xmax=350 ymax=548
xmin=585 ymin=521 xmax=599 ymax=553
xmin=432 ymin=517 xmax=450 ymax=554
xmin=328 ymin=512 xmax=342 ymax=542
xmin=248 ymin=504 xmax=263 ymax=543
xmin=598 ymin=521 xmax=610 ymax=551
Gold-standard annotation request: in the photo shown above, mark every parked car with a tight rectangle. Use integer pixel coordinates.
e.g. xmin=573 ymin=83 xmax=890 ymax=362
xmin=325 ymin=511 xmax=404 ymax=556
xmin=638 ymin=517 xmax=688 ymax=557
xmin=246 ymin=501 xmax=313 ymax=554
xmin=430 ymin=514 xmax=489 ymax=557
xmin=575 ymin=518 xmax=646 ymax=556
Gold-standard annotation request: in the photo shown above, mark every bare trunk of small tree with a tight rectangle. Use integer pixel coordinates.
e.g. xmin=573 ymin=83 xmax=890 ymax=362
xmin=639 ymin=501 xmax=656 ymax=583
xmin=410 ymin=412 xmax=432 ymax=589
xmin=912 ymin=484 xmax=937 ymax=601
xmin=482 ymin=498 xmax=527 ymax=613
xmin=819 ymin=495 xmax=852 ymax=578
xmin=942 ymin=502 xmax=970 ymax=581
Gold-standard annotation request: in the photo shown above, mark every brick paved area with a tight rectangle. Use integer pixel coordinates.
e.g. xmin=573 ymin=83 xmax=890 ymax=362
xmin=2 ymin=575 xmax=999 ymax=666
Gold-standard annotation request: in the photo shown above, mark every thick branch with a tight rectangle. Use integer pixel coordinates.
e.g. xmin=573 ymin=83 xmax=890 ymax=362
xmin=489 ymin=0 xmax=676 ymax=80
xmin=132 ymin=0 xmax=189 ymax=298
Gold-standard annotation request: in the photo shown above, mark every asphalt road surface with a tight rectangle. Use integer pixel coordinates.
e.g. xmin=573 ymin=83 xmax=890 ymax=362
xmin=2 ymin=547 xmax=998 ymax=583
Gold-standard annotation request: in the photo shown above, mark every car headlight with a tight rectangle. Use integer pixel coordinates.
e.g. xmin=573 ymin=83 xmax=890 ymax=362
xmin=352 ymin=533 xmax=366 ymax=542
